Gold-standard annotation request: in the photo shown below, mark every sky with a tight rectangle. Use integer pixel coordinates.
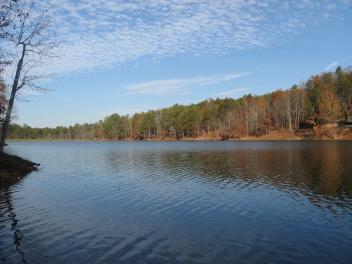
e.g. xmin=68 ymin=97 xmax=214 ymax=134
xmin=11 ymin=0 xmax=352 ymax=127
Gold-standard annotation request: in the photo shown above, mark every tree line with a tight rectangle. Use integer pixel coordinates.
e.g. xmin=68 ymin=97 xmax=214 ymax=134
xmin=7 ymin=66 xmax=352 ymax=140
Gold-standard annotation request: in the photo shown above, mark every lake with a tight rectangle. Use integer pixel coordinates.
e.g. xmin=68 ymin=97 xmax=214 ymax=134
xmin=1 ymin=141 xmax=352 ymax=263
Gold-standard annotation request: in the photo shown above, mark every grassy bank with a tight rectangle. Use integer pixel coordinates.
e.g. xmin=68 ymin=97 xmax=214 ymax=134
xmin=0 ymin=153 xmax=39 ymax=187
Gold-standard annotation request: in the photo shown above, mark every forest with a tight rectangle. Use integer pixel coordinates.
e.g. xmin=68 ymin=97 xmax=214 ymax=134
xmin=7 ymin=66 xmax=352 ymax=140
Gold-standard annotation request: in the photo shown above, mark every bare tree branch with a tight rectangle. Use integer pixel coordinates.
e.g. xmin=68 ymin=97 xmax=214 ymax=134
xmin=0 ymin=0 xmax=58 ymax=151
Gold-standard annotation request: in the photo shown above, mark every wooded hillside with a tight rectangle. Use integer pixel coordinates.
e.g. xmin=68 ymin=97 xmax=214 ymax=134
xmin=7 ymin=66 xmax=352 ymax=140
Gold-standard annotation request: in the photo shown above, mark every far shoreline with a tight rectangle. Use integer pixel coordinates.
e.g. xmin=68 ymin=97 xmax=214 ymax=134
xmin=6 ymin=129 xmax=352 ymax=142
xmin=7 ymin=135 xmax=352 ymax=142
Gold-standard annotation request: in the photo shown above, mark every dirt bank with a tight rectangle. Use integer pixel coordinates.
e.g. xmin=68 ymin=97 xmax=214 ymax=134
xmin=0 ymin=153 xmax=39 ymax=187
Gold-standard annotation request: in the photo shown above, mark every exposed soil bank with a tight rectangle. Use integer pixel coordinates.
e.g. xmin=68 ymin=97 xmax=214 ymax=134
xmin=234 ymin=129 xmax=352 ymax=141
xmin=0 ymin=153 xmax=39 ymax=187
xmin=7 ymin=127 xmax=352 ymax=141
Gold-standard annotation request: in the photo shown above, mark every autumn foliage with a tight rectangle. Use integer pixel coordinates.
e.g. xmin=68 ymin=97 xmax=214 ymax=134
xmin=7 ymin=66 xmax=352 ymax=140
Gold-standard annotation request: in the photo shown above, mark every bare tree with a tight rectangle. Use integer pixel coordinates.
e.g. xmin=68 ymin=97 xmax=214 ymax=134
xmin=0 ymin=2 xmax=57 ymax=151
xmin=0 ymin=76 xmax=6 ymax=123
xmin=284 ymin=92 xmax=292 ymax=133
xmin=290 ymin=86 xmax=307 ymax=129
xmin=1 ymin=0 xmax=18 ymax=67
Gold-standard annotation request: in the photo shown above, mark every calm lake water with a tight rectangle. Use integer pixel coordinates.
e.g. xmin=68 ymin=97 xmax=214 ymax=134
xmin=1 ymin=141 xmax=352 ymax=263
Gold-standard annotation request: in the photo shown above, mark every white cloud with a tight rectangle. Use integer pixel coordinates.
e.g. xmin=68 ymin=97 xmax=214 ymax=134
xmin=124 ymin=72 xmax=250 ymax=95
xmin=99 ymin=107 xmax=147 ymax=117
xmin=18 ymin=0 xmax=352 ymax=75
xmin=323 ymin=61 xmax=339 ymax=72
xmin=215 ymin=88 xmax=248 ymax=98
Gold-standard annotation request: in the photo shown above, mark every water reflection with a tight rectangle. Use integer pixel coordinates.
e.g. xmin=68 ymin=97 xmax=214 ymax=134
xmin=103 ymin=142 xmax=352 ymax=209
xmin=0 ymin=188 xmax=26 ymax=263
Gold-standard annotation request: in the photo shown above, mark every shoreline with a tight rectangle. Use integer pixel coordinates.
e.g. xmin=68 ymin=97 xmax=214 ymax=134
xmin=7 ymin=129 xmax=352 ymax=142
xmin=0 ymin=153 xmax=39 ymax=188
xmin=7 ymin=136 xmax=352 ymax=142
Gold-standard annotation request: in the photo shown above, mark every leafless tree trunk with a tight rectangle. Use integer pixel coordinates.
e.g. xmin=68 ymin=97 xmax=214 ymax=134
xmin=0 ymin=3 xmax=57 ymax=151
xmin=285 ymin=91 xmax=292 ymax=133
xmin=0 ymin=44 xmax=25 ymax=151
xmin=128 ymin=118 xmax=133 ymax=140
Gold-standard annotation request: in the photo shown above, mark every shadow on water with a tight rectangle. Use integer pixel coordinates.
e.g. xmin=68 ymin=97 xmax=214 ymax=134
xmin=0 ymin=187 xmax=26 ymax=263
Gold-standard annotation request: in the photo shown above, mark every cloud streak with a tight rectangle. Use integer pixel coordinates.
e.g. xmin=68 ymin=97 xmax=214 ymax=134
xmin=323 ymin=61 xmax=339 ymax=72
xmin=215 ymin=88 xmax=248 ymax=98
xmin=99 ymin=107 xmax=148 ymax=117
xmin=124 ymin=72 xmax=250 ymax=95
xmin=23 ymin=0 xmax=352 ymax=75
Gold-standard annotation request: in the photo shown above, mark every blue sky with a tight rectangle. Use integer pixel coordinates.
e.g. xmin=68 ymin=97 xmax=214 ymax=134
xmin=13 ymin=0 xmax=352 ymax=127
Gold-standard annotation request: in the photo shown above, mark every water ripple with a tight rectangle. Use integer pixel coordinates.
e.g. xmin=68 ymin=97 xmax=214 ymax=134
xmin=1 ymin=141 xmax=352 ymax=263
